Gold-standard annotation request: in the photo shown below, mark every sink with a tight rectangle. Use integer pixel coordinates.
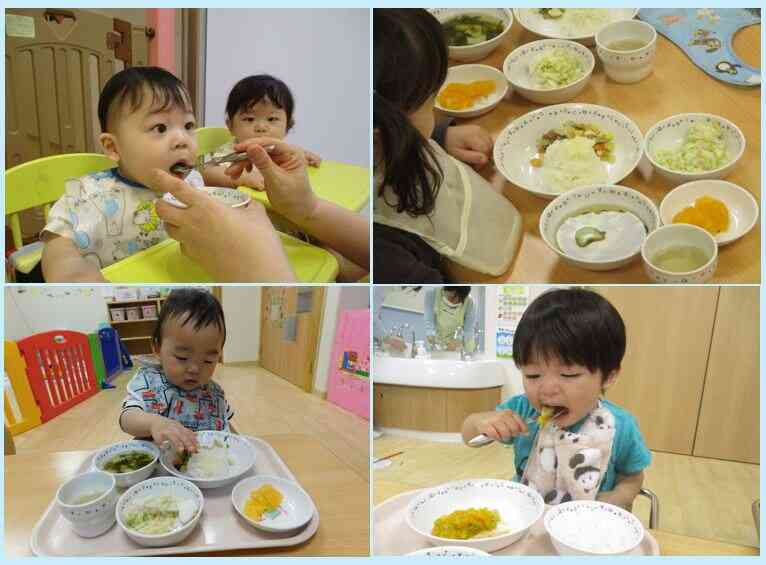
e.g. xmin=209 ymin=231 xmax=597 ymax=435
xmin=373 ymin=355 xmax=505 ymax=389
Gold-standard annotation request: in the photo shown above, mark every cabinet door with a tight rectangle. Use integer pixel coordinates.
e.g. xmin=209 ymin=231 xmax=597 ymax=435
xmin=373 ymin=384 xmax=447 ymax=431
xmin=596 ymin=287 xmax=719 ymax=455
xmin=694 ymin=287 xmax=759 ymax=464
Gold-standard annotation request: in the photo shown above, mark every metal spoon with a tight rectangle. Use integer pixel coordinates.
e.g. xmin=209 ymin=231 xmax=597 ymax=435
xmin=170 ymin=145 xmax=277 ymax=176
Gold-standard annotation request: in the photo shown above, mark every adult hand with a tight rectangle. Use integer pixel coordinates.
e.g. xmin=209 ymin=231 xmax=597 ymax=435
xmin=226 ymin=138 xmax=320 ymax=224
xmin=149 ymin=169 xmax=294 ymax=282
xmin=444 ymin=124 xmax=493 ymax=169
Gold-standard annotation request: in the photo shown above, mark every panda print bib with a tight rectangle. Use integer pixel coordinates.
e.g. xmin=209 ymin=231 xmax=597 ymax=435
xmin=521 ymin=401 xmax=616 ymax=505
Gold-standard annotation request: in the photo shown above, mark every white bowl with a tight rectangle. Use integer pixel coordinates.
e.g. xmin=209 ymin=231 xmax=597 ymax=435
xmin=163 ymin=186 xmax=251 ymax=209
xmin=641 ymin=224 xmax=718 ymax=284
xmin=435 ymin=65 xmax=509 ymax=118
xmin=540 ymin=184 xmax=660 ymax=271
xmin=645 ymin=113 xmax=745 ymax=185
xmin=406 ymin=479 xmax=545 ymax=553
xmin=494 ymin=103 xmax=644 ymax=199
xmin=503 ymin=39 xmax=594 ymax=105
xmin=544 ymin=501 xmax=644 ymax=555
xmin=407 ymin=546 xmax=491 ymax=556
xmin=92 ymin=440 xmax=160 ymax=488
xmin=429 ymin=8 xmax=513 ymax=62
xmin=513 ymin=8 xmax=639 ymax=46
xmin=595 ymin=20 xmax=657 ymax=84
xmin=55 ymin=471 xmax=119 ymax=538
xmin=659 ymin=180 xmax=758 ymax=246
xmin=231 ymin=475 xmax=315 ymax=533
xmin=160 ymin=431 xmax=256 ymax=489
xmin=116 ymin=476 xmax=204 ymax=547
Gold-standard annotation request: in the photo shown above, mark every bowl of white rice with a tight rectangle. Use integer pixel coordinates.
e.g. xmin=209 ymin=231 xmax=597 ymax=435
xmin=513 ymin=9 xmax=639 ymax=46
xmin=544 ymin=501 xmax=644 ymax=555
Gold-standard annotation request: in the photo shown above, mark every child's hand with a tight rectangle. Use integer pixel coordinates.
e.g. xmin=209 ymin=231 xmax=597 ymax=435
xmin=444 ymin=124 xmax=493 ymax=170
xmin=305 ymin=150 xmax=322 ymax=168
xmin=150 ymin=416 xmax=199 ymax=454
xmin=475 ymin=410 xmax=529 ymax=442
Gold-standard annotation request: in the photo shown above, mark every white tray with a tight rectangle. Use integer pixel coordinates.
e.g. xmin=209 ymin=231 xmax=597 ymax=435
xmin=31 ymin=436 xmax=319 ymax=556
xmin=374 ymin=489 xmax=660 ymax=556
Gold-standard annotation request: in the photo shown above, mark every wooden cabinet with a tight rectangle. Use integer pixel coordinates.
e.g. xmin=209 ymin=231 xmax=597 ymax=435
xmin=106 ymin=297 xmax=166 ymax=355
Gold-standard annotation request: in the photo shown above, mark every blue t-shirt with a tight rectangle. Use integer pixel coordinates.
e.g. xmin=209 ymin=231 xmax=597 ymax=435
xmin=496 ymin=395 xmax=651 ymax=492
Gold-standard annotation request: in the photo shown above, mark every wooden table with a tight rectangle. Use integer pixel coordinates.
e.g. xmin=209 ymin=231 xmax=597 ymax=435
xmin=5 ymin=434 xmax=369 ymax=557
xmin=443 ymin=19 xmax=761 ymax=283
xmin=373 ymin=481 xmax=759 ymax=556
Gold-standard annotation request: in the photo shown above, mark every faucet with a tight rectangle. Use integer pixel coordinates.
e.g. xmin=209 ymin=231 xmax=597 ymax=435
xmin=409 ymin=328 xmax=417 ymax=358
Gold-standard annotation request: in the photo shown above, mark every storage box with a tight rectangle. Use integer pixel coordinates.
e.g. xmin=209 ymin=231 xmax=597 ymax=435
xmin=109 ymin=308 xmax=126 ymax=322
xmin=141 ymin=304 xmax=158 ymax=319
xmin=114 ymin=287 xmax=139 ymax=301
xmin=125 ymin=307 xmax=141 ymax=321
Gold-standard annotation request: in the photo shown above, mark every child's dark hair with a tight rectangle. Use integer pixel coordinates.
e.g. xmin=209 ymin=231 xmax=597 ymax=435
xmin=152 ymin=289 xmax=226 ymax=348
xmin=374 ymin=9 xmax=448 ymax=217
xmin=98 ymin=66 xmax=192 ymax=133
xmin=513 ymin=288 xmax=626 ymax=380
xmin=225 ymin=74 xmax=295 ymax=131
xmin=444 ymin=286 xmax=471 ymax=302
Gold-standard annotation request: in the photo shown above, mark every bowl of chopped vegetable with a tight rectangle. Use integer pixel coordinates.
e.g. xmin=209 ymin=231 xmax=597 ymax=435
xmin=659 ymin=180 xmax=758 ymax=246
xmin=92 ymin=440 xmax=160 ymax=488
xmin=231 ymin=475 xmax=316 ymax=533
xmin=407 ymin=546 xmax=491 ymax=556
xmin=503 ymin=39 xmax=594 ymax=105
xmin=405 ymin=479 xmax=544 ymax=553
xmin=645 ymin=113 xmax=745 ymax=185
xmin=435 ymin=65 xmax=509 ymax=118
xmin=116 ymin=476 xmax=203 ymax=547
xmin=160 ymin=431 xmax=256 ymax=489
xmin=513 ymin=8 xmax=639 ymax=46
xmin=494 ymin=103 xmax=643 ymax=199
xmin=429 ymin=9 xmax=513 ymax=62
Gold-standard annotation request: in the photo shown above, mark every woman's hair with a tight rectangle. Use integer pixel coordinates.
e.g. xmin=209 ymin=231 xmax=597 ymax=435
xmin=225 ymin=74 xmax=295 ymax=131
xmin=444 ymin=286 xmax=471 ymax=303
xmin=512 ymin=288 xmax=626 ymax=380
xmin=153 ymin=289 xmax=226 ymax=348
xmin=374 ymin=9 xmax=448 ymax=217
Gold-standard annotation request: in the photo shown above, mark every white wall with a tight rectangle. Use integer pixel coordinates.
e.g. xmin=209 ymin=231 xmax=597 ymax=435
xmin=4 ymin=287 xmax=110 ymax=340
xmin=314 ymin=286 xmax=369 ymax=393
xmin=204 ymin=9 xmax=370 ymax=167
xmin=221 ymin=287 xmax=261 ymax=363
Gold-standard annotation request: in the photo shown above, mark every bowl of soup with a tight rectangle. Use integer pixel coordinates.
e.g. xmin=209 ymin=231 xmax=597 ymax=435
xmin=429 ymin=9 xmax=513 ymax=62
xmin=92 ymin=440 xmax=160 ymax=488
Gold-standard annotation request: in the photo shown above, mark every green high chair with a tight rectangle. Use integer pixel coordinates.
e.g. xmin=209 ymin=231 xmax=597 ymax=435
xmin=5 ymin=153 xmax=114 ymax=278
xmin=196 ymin=126 xmax=233 ymax=155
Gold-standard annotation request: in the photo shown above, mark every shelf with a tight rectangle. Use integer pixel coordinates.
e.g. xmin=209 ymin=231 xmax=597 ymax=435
xmin=107 ymin=297 xmax=165 ymax=306
xmin=110 ymin=318 xmax=159 ymax=324
xmin=122 ymin=336 xmax=152 ymax=342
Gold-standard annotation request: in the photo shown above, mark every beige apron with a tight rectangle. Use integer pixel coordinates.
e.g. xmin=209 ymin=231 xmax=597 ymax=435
xmin=374 ymin=141 xmax=522 ymax=276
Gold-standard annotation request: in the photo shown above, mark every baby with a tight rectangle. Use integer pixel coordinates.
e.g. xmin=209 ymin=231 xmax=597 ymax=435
xmin=202 ymin=74 xmax=321 ymax=191
xmin=119 ymin=288 xmax=232 ymax=454
xmin=462 ymin=288 xmax=651 ymax=509
xmin=41 ymin=67 xmax=201 ymax=282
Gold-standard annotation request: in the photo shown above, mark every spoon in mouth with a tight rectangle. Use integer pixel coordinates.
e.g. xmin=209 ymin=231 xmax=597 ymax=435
xmin=170 ymin=145 xmax=277 ymax=176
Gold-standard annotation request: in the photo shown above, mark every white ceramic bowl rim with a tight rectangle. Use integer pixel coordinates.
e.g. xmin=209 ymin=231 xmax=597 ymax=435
xmin=540 ymin=184 xmax=660 ymax=266
xmin=641 ymin=223 xmax=718 ymax=276
xmin=161 ymin=430 xmax=256 ymax=484
xmin=595 ymin=19 xmax=657 ymax=54
xmin=503 ymin=39 xmax=595 ymax=93
xmin=231 ymin=475 xmax=315 ymax=532
xmin=431 ymin=9 xmax=514 ymax=51
xmin=116 ymin=477 xmax=204 ymax=538
xmin=56 ymin=471 xmax=116 ymax=508
xmin=513 ymin=8 xmax=640 ymax=42
xmin=544 ymin=500 xmax=644 ymax=554
xmin=435 ymin=64 xmax=510 ymax=114
xmin=644 ymin=113 xmax=746 ymax=177
xmin=93 ymin=440 xmax=160 ymax=477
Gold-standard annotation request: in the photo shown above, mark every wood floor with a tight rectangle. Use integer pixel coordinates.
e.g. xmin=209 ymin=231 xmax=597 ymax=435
xmin=11 ymin=363 xmax=369 ymax=482
xmin=373 ymin=435 xmax=760 ymax=549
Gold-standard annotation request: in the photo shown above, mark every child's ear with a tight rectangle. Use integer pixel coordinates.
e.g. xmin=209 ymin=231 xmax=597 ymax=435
xmin=99 ymin=133 xmax=120 ymax=162
xmin=602 ymin=368 xmax=620 ymax=391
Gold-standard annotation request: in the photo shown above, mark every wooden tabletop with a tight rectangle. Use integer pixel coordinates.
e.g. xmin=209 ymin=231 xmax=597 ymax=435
xmin=373 ymin=480 xmax=759 ymax=556
xmin=443 ymin=19 xmax=761 ymax=284
xmin=4 ymin=434 xmax=369 ymax=557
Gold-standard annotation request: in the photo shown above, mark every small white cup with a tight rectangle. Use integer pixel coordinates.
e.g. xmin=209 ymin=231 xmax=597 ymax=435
xmin=596 ymin=20 xmax=657 ymax=84
xmin=55 ymin=471 xmax=118 ymax=538
xmin=641 ymin=224 xmax=718 ymax=284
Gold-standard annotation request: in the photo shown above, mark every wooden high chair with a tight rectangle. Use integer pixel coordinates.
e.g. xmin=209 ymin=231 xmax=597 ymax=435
xmin=5 ymin=153 xmax=114 ymax=278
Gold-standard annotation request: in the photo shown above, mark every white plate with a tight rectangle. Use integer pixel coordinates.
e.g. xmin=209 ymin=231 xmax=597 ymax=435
xmin=231 ymin=475 xmax=315 ymax=533
xmin=513 ymin=8 xmax=639 ymax=45
xmin=659 ymin=180 xmax=758 ymax=246
xmin=160 ymin=431 xmax=256 ymax=489
xmin=407 ymin=546 xmax=491 ymax=556
xmin=163 ymin=187 xmax=251 ymax=209
xmin=435 ymin=65 xmax=509 ymax=119
xmin=406 ymin=479 xmax=545 ymax=553
xmin=493 ymin=103 xmax=644 ymax=199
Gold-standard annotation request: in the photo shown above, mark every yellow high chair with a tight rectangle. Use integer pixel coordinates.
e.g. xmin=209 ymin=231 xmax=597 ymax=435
xmin=196 ymin=126 xmax=235 ymax=155
xmin=5 ymin=153 xmax=114 ymax=278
